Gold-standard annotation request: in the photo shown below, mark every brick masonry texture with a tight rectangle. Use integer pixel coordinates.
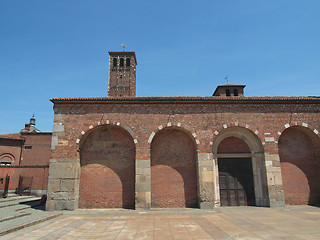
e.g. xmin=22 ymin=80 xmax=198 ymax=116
xmin=46 ymin=100 xmax=320 ymax=210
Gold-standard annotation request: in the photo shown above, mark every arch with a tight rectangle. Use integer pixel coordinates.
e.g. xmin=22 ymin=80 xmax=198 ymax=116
xmin=119 ymin=58 xmax=124 ymax=67
xmin=150 ymin=127 xmax=198 ymax=208
xmin=213 ymin=127 xmax=269 ymax=207
xmin=278 ymin=126 xmax=320 ymax=206
xmin=0 ymin=153 xmax=15 ymax=165
xmin=233 ymin=89 xmax=238 ymax=96
xmin=126 ymin=58 xmax=130 ymax=67
xmin=79 ymin=124 xmax=135 ymax=209
xmin=147 ymin=123 xmax=200 ymax=149
xmin=113 ymin=58 xmax=117 ymax=67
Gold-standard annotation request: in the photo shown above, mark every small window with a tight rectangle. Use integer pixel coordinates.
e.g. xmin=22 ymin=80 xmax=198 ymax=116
xmin=234 ymin=89 xmax=238 ymax=96
xmin=226 ymin=89 xmax=230 ymax=96
xmin=120 ymin=58 xmax=124 ymax=67
xmin=113 ymin=58 xmax=117 ymax=67
xmin=24 ymin=145 xmax=32 ymax=150
xmin=126 ymin=58 xmax=130 ymax=67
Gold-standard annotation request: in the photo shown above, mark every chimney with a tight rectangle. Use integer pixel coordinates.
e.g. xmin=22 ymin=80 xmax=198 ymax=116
xmin=24 ymin=123 xmax=30 ymax=132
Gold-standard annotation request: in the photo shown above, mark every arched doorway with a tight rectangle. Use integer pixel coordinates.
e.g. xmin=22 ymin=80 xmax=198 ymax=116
xmin=151 ymin=127 xmax=198 ymax=208
xmin=213 ymin=127 xmax=269 ymax=207
xmin=79 ymin=125 xmax=135 ymax=209
xmin=279 ymin=126 xmax=320 ymax=206
xmin=217 ymin=137 xmax=255 ymax=206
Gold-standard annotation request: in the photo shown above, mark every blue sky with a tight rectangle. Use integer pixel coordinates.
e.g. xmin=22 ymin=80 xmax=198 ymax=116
xmin=0 ymin=1 xmax=319 ymax=133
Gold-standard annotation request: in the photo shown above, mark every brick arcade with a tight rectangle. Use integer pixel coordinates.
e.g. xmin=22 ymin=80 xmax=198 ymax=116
xmin=46 ymin=51 xmax=320 ymax=210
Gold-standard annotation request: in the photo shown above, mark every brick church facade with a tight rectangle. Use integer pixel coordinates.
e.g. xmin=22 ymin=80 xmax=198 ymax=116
xmin=46 ymin=51 xmax=320 ymax=210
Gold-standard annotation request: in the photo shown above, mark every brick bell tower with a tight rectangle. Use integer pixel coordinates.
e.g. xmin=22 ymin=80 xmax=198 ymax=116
xmin=108 ymin=51 xmax=137 ymax=97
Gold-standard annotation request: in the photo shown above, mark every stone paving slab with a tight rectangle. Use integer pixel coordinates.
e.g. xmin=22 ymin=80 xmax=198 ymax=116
xmin=1 ymin=206 xmax=320 ymax=240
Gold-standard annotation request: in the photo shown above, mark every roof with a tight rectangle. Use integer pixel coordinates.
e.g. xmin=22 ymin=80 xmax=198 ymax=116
xmin=212 ymin=84 xmax=246 ymax=96
xmin=50 ymin=96 xmax=320 ymax=104
xmin=0 ymin=133 xmax=21 ymax=139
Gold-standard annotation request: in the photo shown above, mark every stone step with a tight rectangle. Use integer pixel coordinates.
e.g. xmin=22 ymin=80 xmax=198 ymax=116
xmin=0 ymin=212 xmax=31 ymax=223
xmin=0 ymin=209 xmax=62 ymax=236
xmin=0 ymin=195 xmax=35 ymax=203
xmin=0 ymin=197 xmax=40 ymax=209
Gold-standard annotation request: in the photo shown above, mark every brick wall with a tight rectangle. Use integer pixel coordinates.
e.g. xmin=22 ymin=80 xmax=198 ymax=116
xmin=279 ymin=127 xmax=320 ymax=205
xmin=151 ymin=128 xmax=197 ymax=208
xmin=79 ymin=125 xmax=135 ymax=209
xmin=47 ymin=100 xmax=320 ymax=209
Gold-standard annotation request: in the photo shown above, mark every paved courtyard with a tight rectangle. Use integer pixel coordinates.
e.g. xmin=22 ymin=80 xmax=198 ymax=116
xmin=2 ymin=206 xmax=320 ymax=240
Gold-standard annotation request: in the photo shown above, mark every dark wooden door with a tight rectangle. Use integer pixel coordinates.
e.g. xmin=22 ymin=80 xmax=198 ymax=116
xmin=218 ymin=158 xmax=255 ymax=206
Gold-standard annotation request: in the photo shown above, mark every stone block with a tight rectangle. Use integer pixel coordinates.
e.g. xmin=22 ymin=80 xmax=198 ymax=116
xmin=51 ymin=136 xmax=58 ymax=151
xmin=135 ymin=191 xmax=151 ymax=210
xmin=51 ymin=191 xmax=75 ymax=200
xmin=60 ymin=179 xmax=77 ymax=192
xmin=47 ymin=179 xmax=60 ymax=192
xmin=200 ymin=201 xmax=214 ymax=209
xmin=135 ymin=181 xmax=151 ymax=192
xmin=45 ymin=200 xmax=55 ymax=211
xmin=54 ymin=200 xmax=76 ymax=210
xmin=54 ymin=114 xmax=63 ymax=121
xmin=136 ymin=159 xmax=150 ymax=168
xmin=136 ymin=167 xmax=150 ymax=176
xmin=201 ymin=170 xmax=214 ymax=183
xmin=197 ymin=153 xmax=212 ymax=161
xmin=49 ymin=162 xmax=80 ymax=179
xmin=53 ymin=122 xmax=65 ymax=133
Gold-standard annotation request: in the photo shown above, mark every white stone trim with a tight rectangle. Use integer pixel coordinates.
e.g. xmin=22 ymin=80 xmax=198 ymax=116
xmin=116 ymin=122 xmax=120 ymax=126
xmin=245 ymin=124 xmax=250 ymax=129
xmin=81 ymin=131 xmax=85 ymax=135
xmin=76 ymin=139 xmax=80 ymax=144
xmin=167 ymin=122 xmax=172 ymax=127
xmin=196 ymin=139 xmax=200 ymax=145
xmin=277 ymin=131 xmax=282 ymax=135
xmin=314 ymin=129 xmax=319 ymax=135
xmin=134 ymin=139 xmax=138 ymax=144
xmin=89 ymin=125 xmax=93 ymax=129
xmin=302 ymin=122 xmax=308 ymax=127
xmin=192 ymin=133 xmax=197 ymax=138
xmin=177 ymin=122 xmax=181 ymax=127
xmin=255 ymin=130 xmax=259 ymax=135
xmin=148 ymin=132 xmax=155 ymax=144
xmin=223 ymin=124 xmax=227 ymax=129
xmin=284 ymin=123 xmax=290 ymax=128
xmin=158 ymin=125 xmax=163 ymax=130
xmin=214 ymin=131 xmax=219 ymax=135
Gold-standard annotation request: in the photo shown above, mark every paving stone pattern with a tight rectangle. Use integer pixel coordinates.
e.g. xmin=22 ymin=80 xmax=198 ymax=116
xmin=2 ymin=206 xmax=320 ymax=240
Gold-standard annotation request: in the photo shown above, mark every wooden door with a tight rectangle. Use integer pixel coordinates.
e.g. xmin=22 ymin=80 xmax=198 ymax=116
xmin=218 ymin=158 xmax=255 ymax=206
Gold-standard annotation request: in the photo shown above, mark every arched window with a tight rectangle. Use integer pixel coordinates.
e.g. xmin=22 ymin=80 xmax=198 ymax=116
xmin=226 ymin=89 xmax=230 ymax=96
xmin=120 ymin=58 xmax=124 ymax=67
xmin=234 ymin=89 xmax=238 ymax=96
xmin=113 ymin=58 xmax=117 ymax=67
xmin=126 ymin=58 xmax=130 ymax=67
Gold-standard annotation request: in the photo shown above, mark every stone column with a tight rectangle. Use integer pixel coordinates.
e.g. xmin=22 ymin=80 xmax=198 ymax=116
xmin=264 ymin=153 xmax=285 ymax=207
xmin=46 ymin=158 xmax=80 ymax=211
xmin=135 ymin=158 xmax=151 ymax=210
xmin=197 ymin=153 xmax=214 ymax=209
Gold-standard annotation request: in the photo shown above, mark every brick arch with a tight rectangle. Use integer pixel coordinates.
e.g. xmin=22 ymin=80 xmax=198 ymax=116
xmin=150 ymin=126 xmax=198 ymax=208
xmin=276 ymin=122 xmax=319 ymax=142
xmin=278 ymin=125 xmax=320 ymax=206
xmin=148 ymin=123 xmax=200 ymax=150
xmin=0 ymin=153 xmax=15 ymax=161
xmin=78 ymin=124 xmax=136 ymax=209
xmin=212 ymin=126 xmax=269 ymax=207
xmin=77 ymin=120 xmax=138 ymax=148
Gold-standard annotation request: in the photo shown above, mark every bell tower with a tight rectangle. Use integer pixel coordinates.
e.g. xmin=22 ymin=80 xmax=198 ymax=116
xmin=108 ymin=51 xmax=137 ymax=97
